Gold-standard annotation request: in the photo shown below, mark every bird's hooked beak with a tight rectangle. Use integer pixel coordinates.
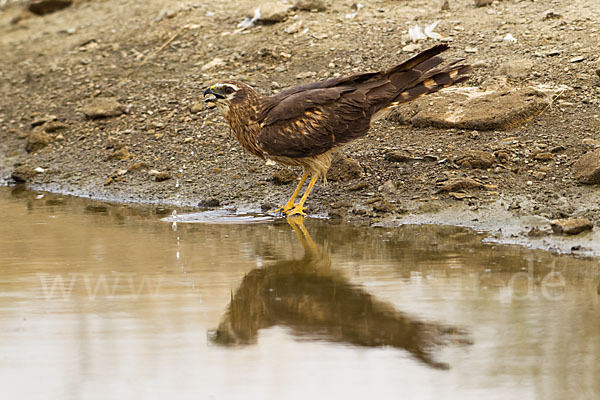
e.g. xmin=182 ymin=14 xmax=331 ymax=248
xmin=203 ymin=86 xmax=224 ymax=104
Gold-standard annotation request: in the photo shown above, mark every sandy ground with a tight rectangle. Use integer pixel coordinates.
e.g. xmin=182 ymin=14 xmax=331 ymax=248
xmin=1 ymin=0 xmax=600 ymax=254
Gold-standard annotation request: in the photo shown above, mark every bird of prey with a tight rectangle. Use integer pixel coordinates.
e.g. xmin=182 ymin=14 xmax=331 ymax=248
xmin=204 ymin=44 xmax=470 ymax=216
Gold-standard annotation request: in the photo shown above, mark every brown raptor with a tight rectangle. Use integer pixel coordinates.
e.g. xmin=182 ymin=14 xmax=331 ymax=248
xmin=204 ymin=44 xmax=471 ymax=216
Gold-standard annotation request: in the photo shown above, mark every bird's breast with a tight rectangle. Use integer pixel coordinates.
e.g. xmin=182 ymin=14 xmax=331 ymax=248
xmin=228 ymin=120 xmax=265 ymax=160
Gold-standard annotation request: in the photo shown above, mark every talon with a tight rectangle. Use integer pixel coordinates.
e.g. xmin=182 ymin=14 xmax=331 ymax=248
xmin=285 ymin=204 xmax=307 ymax=216
xmin=269 ymin=204 xmax=285 ymax=214
xmin=269 ymin=204 xmax=292 ymax=214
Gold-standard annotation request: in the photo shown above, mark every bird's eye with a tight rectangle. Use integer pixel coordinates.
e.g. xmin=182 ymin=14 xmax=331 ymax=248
xmin=223 ymin=86 xmax=234 ymax=95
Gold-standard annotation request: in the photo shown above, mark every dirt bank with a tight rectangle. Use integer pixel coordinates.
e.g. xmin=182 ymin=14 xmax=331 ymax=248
xmin=1 ymin=0 xmax=600 ymax=255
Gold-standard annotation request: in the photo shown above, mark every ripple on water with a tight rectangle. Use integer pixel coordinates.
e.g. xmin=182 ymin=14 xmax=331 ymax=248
xmin=161 ymin=208 xmax=277 ymax=224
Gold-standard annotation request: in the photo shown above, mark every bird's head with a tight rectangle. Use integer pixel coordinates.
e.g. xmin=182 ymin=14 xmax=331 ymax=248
xmin=203 ymin=81 xmax=251 ymax=117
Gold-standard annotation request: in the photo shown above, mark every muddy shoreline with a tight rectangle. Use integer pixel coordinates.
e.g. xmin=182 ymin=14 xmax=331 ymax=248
xmin=2 ymin=177 xmax=599 ymax=258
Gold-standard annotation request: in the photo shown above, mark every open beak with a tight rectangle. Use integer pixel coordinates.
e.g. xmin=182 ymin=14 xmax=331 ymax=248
xmin=203 ymin=87 xmax=224 ymax=103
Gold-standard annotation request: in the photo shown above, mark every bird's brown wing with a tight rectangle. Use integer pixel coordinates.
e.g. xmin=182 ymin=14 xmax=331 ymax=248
xmin=257 ymin=86 xmax=375 ymax=158
xmin=257 ymin=44 xmax=470 ymax=159
xmin=269 ymin=44 xmax=450 ymax=101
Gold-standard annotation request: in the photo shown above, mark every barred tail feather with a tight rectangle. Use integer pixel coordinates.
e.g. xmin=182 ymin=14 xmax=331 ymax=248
xmin=385 ymin=64 xmax=471 ymax=110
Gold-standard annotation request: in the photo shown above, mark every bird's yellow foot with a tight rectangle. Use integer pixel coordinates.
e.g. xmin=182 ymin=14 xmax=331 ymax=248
xmin=285 ymin=204 xmax=307 ymax=216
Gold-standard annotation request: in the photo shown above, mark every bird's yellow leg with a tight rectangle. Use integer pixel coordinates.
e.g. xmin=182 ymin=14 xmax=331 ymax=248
xmin=286 ymin=174 xmax=319 ymax=216
xmin=283 ymin=173 xmax=309 ymax=211
xmin=270 ymin=173 xmax=309 ymax=214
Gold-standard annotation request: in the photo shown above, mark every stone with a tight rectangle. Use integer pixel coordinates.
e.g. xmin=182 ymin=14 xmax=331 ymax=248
xmin=455 ymin=150 xmax=495 ymax=169
xmin=257 ymin=2 xmax=292 ymax=22
xmin=582 ymin=138 xmax=600 ymax=148
xmin=573 ymin=149 xmax=600 ymax=184
xmin=348 ymin=181 xmax=368 ymax=191
xmin=385 ymin=150 xmax=413 ymax=162
xmin=201 ymin=57 xmax=225 ymax=71
xmin=261 ymin=202 xmax=276 ymax=211
xmin=327 ymin=155 xmax=363 ymax=181
xmin=128 ymin=161 xmax=148 ymax=171
xmin=350 ymin=55 xmax=363 ymax=66
xmin=155 ymin=171 xmax=171 ymax=182
xmin=43 ymin=121 xmax=68 ymax=133
xmin=331 ymin=200 xmax=351 ymax=209
xmin=328 ymin=209 xmax=345 ymax=219
xmin=105 ymin=136 xmax=125 ymax=150
xmin=449 ymin=192 xmax=477 ymax=200
xmin=402 ymin=43 xmax=421 ymax=53
xmin=189 ymin=102 xmax=204 ymax=114
xmin=295 ymin=0 xmax=327 ymax=11
xmin=550 ymin=218 xmax=593 ymax=235
xmin=108 ymin=147 xmax=132 ymax=161
xmin=373 ymin=200 xmax=395 ymax=213
xmin=596 ymin=68 xmax=600 ymax=78
xmin=284 ymin=21 xmax=303 ymax=34
xmin=527 ymin=227 xmax=548 ymax=237
xmin=392 ymin=87 xmax=553 ymax=131
xmin=534 ymin=152 xmax=553 ymax=161
xmin=199 ymin=198 xmax=221 ymax=208
xmin=436 ymin=177 xmax=484 ymax=193
xmin=543 ymin=10 xmax=561 ymax=20
xmin=495 ymin=150 xmax=510 ymax=163
xmin=28 ymin=0 xmax=72 ymax=16
xmin=11 ymin=166 xmax=39 ymax=183
xmin=472 ymin=60 xmax=487 ymax=69
xmin=8 ymin=128 xmax=28 ymax=139
xmin=378 ymin=180 xmax=397 ymax=197
xmin=296 ymin=71 xmax=317 ymax=80
xmin=569 ymin=56 xmax=585 ymax=64
xmin=474 ymin=0 xmax=492 ymax=6
xmin=155 ymin=3 xmax=186 ymax=22
xmin=83 ymin=98 xmax=126 ymax=119
xmin=25 ymin=130 xmax=52 ymax=153
xmin=500 ymin=59 xmax=533 ymax=79
xmin=31 ymin=115 xmax=56 ymax=127
xmin=271 ymin=169 xmax=298 ymax=185
xmin=534 ymin=171 xmax=546 ymax=180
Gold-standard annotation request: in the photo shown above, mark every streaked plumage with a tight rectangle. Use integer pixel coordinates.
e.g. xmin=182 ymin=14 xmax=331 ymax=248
xmin=204 ymin=44 xmax=471 ymax=216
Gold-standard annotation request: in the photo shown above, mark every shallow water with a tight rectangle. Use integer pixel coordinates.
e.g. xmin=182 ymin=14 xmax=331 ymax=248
xmin=1 ymin=187 xmax=599 ymax=399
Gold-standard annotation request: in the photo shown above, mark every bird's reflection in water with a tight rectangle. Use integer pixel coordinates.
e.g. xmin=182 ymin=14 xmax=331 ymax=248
xmin=211 ymin=216 xmax=472 ymax=369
